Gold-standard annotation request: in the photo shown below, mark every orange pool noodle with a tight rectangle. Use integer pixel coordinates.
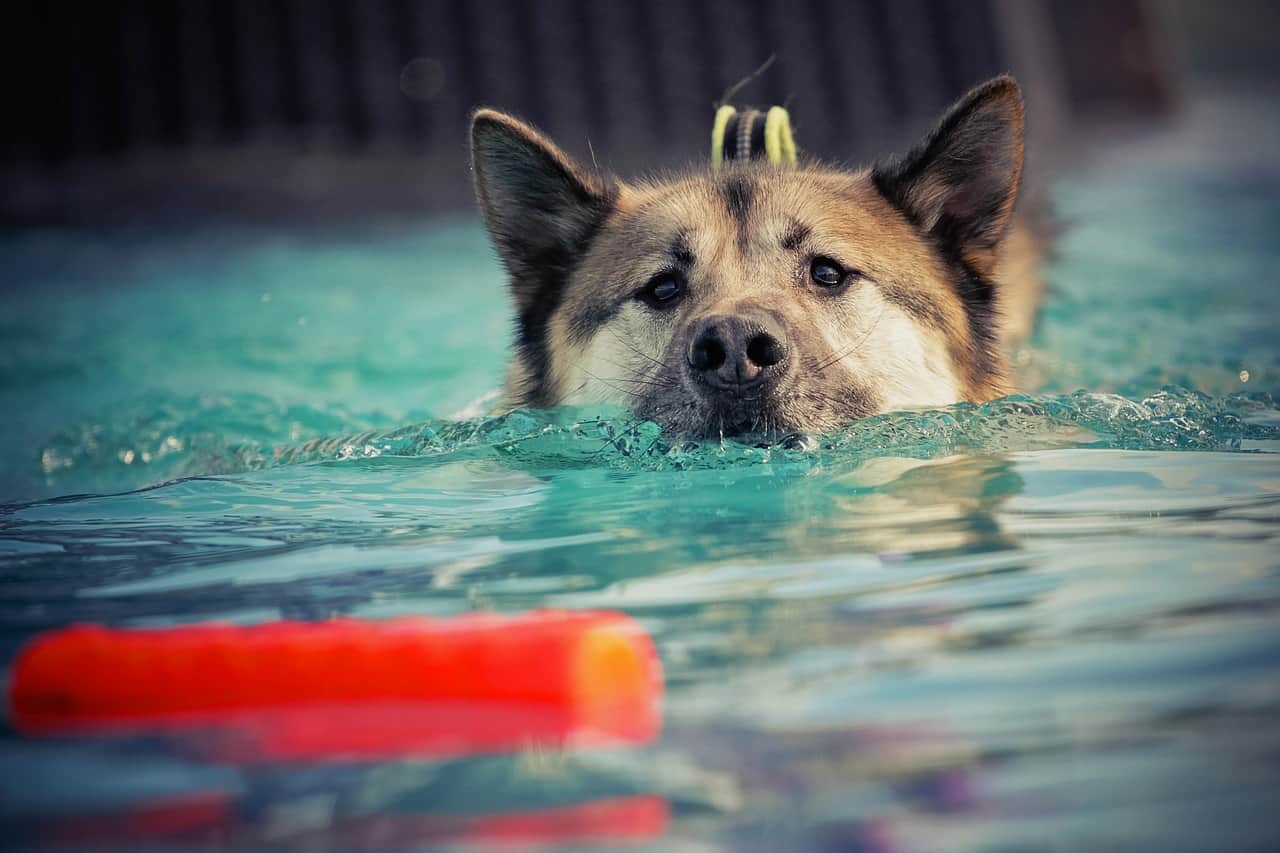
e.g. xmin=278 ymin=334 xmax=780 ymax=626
xmin=9 ymin=610 xmax=661 ymax=758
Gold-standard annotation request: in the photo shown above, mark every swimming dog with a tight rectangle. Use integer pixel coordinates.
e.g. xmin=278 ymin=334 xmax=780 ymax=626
xmin=470 ymin=75 xmax=1040 ymax=438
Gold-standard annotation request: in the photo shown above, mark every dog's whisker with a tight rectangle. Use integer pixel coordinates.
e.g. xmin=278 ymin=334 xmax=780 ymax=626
xmin=813 ymin=305 xmax=886 ymax=375
xmin=587 ymin=359 xmax=678 ymax=390
xmin=606 ymin=328 xmax=670 ymax=372
xmin=575 ymin=366 xmax=647 ymax=401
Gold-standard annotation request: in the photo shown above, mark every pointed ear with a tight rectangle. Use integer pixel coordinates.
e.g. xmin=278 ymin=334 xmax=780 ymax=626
xmin=873 ymin=76 xmax=1024 ymax=277
xmin=470 ymin=110 xmax=617 ymax=313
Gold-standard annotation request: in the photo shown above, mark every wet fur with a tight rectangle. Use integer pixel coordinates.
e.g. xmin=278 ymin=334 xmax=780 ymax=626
xmin=471 ymin=76 xmax=1040 ymax=438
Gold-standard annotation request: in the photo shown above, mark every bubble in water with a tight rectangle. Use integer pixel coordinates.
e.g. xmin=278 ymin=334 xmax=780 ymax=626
xmin=40 ymin=448 xmax=72 ymax=474
xmin=400 ymin=57 xmax=445 ymax=102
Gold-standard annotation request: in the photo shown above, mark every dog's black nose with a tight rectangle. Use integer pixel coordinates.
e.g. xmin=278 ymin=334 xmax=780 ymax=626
xmin=687 ymin=311 xmax=789 ymax=392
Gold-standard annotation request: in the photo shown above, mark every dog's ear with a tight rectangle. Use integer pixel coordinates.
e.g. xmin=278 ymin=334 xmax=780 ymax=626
xmin=471 ymin=110 xmax=617 ymax=312
xmin=873 ymin=76 xmax=1024 ymax=277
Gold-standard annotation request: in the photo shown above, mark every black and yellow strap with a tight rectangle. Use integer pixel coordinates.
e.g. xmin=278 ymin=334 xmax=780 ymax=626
xmin=711 ymin=105 xmax=797 ymax=170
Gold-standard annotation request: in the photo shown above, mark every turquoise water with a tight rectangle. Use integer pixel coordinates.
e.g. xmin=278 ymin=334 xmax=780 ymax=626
xmin=3 ymin=108 xmax=1280 ymax=850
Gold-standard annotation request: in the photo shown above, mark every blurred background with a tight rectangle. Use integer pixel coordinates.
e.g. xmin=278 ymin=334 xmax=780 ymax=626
xmin=2 ymin=0 xmax=1276 ymax=228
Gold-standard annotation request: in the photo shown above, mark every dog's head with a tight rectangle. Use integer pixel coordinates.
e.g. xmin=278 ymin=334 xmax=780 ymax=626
xmin=471 ymin=76 xmax=1024 ymax=438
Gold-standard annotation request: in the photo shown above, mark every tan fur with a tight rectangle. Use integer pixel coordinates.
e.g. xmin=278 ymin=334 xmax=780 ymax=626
xmin=472 ymin=76 xmax=1041 ymax=438
xmin=994 ymin=220 xmax=1043 ymax=346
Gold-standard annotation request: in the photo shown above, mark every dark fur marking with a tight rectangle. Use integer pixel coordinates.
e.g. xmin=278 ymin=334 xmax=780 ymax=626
xmin=871 ymin=163 xmax=1003 ymax=386
xmin=869 ymin=181 xmax=1003 ymax=387
xmin=870 ymin=78 xmax=1021 ymax=257
xmin=722 ymin=174 xmax=754 ymax=227
xmin=561 ymin=296 xmax=622 ymax=350
xmin=780 ymin=220 xmax=810 ymax=252
xmin=671 ymin=229 xmax=695 ymax=267
xmin=561 ymin=227 xmax=696 ymax=350
xmin=722 ymin=174 xmax=755 ymax=252
xmin=870 ymin=78 xmax=1021 ymax=390
xmin=931 ymin=214 xmax=1002 ymax=383
xmin=876 ymin=280 xmax=949 ymax=331
xmin=513 ymin=185 xmax=619 ymax=405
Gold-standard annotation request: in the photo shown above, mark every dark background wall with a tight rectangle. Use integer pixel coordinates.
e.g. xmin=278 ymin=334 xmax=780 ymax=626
xmin=0 ymin=0 xmax=1207 ymax=226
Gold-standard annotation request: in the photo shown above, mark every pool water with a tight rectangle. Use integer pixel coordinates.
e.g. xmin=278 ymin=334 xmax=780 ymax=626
xmin=3 ymin=102 xmax=1280 ymax=850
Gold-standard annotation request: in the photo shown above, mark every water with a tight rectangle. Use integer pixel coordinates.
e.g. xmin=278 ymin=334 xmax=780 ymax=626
xmin=3 ymin=102 xmax=1280 ymax=850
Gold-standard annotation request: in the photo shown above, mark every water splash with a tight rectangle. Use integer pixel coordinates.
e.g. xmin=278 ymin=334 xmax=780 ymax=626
xmin=27 ymin=387 xmax=1276 ymax=501
xmin=268 ymin=387 xmax=1278 ymax=471
xmin=25 ymin=392 xmax=408 ymax=500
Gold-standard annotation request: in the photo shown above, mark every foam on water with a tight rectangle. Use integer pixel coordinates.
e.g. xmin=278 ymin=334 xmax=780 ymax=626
xmin=18 ymin=387 xmax=1278 ymax=503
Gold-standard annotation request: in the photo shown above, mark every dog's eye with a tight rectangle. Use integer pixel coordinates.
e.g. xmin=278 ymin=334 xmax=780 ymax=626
xmin=810 ymin=257 xmax=846 ymax=288
xmin=638 ymin=273 xmax=684 ymax=308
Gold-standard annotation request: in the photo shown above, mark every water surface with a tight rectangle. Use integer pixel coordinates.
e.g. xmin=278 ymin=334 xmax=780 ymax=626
xmin=2 ymin=103 xmax=1279 ymax=851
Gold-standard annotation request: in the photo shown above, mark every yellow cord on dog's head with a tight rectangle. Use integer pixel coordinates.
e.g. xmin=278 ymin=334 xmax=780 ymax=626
xmin=712 ymin=105 xmax=797 ymax=170
xmin=764 ymin=106 xmax=796 ymax=166
xmin=711 ymin=105 xmax=737 ymax=170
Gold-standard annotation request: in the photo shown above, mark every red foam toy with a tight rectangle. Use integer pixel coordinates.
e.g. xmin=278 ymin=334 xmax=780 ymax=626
xmin=9 ymin=610 xmax=662 ymax=760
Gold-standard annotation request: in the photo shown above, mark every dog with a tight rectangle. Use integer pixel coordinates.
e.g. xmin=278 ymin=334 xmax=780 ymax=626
xmin=470 ymin=75 xmax=1041 ymax=439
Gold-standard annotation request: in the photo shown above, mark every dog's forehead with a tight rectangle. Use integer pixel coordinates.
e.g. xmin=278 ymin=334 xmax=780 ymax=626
xmin=611 ymin=167 xmax=915 ymax=257
xmin=563 ymin=164 xmax=948 ymax=323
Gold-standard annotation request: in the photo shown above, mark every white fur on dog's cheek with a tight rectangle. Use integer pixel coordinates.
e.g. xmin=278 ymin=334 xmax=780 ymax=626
xmin=818 ymin=287 xmax=960 ymax=412
xmin=560 ymin=306 xmax=671 ymax=406
xmin=863 ymin=312 xmax=962 ymax=411
xmin=561 ymin=335 xmax=632 ymax=406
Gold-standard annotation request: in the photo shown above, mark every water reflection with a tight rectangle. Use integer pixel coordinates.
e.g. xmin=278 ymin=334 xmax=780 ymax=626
xmin=3 ymin=447 xmax=1279 ymax=849
xmin=23 ymin=786 xmax=669 ymax=851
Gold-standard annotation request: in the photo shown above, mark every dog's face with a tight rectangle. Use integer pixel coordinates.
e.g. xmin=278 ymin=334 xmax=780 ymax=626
xmin=472 ymin=77 xmax=1024 ymax=438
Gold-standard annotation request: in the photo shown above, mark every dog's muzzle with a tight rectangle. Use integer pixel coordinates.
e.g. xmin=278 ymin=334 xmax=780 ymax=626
xmin=685 ymin=309 xmax=791 ymax=397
